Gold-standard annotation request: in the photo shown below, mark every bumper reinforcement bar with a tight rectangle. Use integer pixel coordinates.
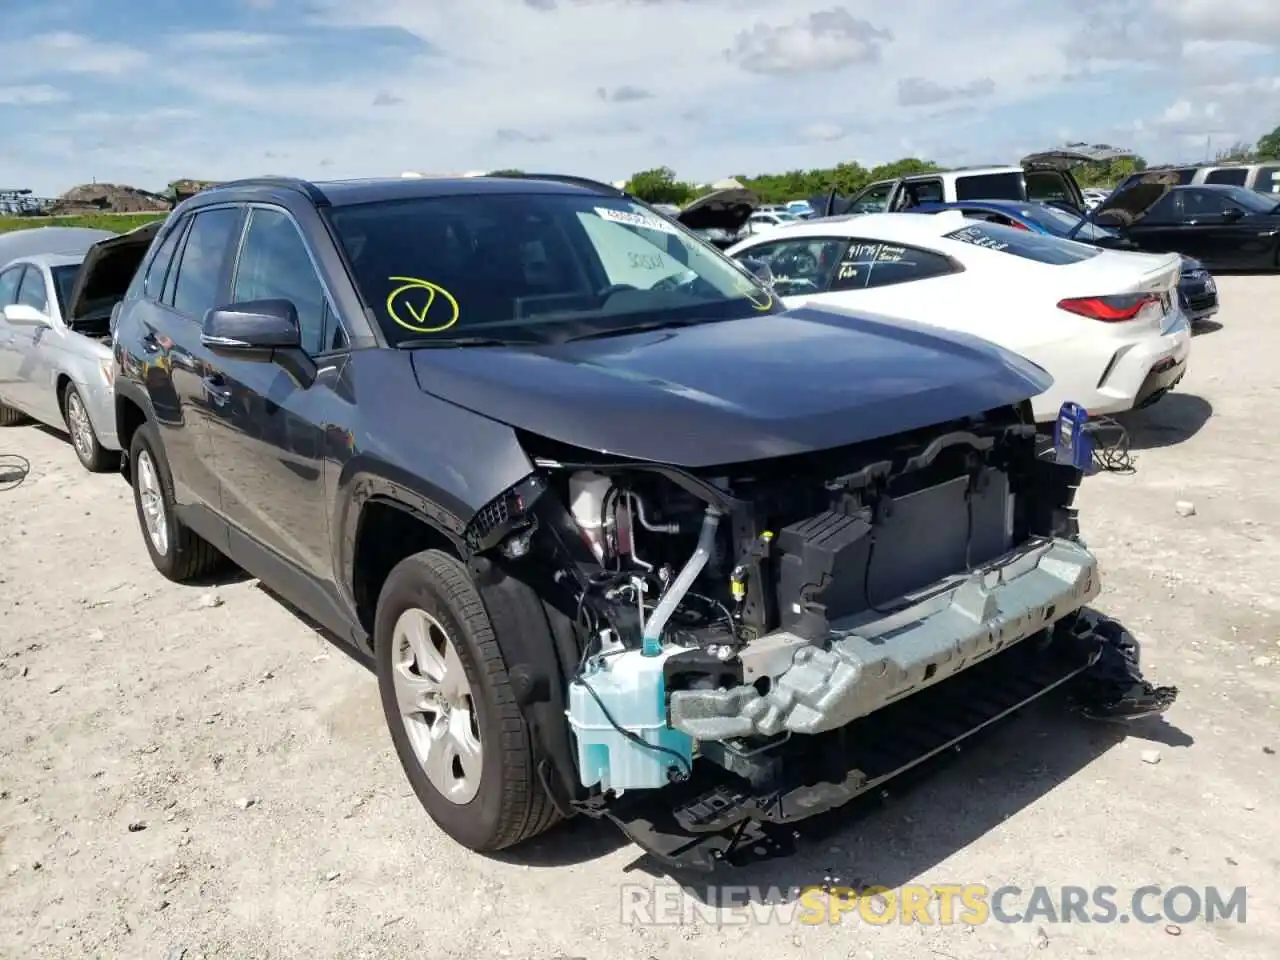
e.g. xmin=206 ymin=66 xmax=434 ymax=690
xmin=600 ymin=610 xmax=1112 ymax=871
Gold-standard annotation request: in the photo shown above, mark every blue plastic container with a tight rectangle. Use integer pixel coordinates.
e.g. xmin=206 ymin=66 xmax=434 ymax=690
xmin=568 ymin=649 xmax=694 ymax=793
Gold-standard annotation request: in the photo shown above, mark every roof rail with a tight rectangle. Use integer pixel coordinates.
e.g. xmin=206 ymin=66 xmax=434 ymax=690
xmin=485 ymin=172 xmax=629 ymax=197
xmin=205 ymin=175 xmax=330 ymax=206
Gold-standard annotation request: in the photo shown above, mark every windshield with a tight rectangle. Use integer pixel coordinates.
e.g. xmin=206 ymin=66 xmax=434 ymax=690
xmin=50 ymin=264 xmax=79 ymax=316
xmin=328 ymin=193 xmax=777 ymax=345
xmin=1017 ymin=204 xmax=1119 ymax=242
xmin=1217 ymin=185 xmax=1280 ymax=213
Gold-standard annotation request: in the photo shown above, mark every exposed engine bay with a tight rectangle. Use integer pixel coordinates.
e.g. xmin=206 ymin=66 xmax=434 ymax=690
xmin=463 ymin=402 xmax=1170 ymax=868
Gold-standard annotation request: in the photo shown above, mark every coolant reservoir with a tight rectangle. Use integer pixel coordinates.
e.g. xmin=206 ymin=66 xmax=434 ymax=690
xmin=569 ymin=471 xmax=612 ymax=562
xmin=568 ymin=647 xmax=694 ymax=792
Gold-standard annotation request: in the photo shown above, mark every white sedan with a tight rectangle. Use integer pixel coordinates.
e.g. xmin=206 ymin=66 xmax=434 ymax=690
xmin=726 ymin=211 xmax=1191 ymax=422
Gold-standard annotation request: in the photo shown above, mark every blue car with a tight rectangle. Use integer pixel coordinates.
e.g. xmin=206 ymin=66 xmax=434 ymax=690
xmin=911 ymin=199 xmax=1220 ymax=325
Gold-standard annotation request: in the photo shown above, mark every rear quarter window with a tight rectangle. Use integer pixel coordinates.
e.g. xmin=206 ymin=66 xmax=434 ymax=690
xmin=1204 ymin=168 xmax=1248 ymax=186
xmin=1256 ymin=166 xmax=1280 ymax=194
xmin=943 ymin=222 xmax=1102 ymax=265
xmin=953 ymin=172 xmax=1025 ymax=202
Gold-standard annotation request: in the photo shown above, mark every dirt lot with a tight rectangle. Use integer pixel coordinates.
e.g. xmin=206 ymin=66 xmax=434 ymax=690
xmin=2 ymin=278 xmax=1277 ymax=960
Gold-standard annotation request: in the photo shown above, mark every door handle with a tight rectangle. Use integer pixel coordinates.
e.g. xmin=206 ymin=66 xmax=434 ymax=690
xmin=202 ymin=374 xmax=232 ymax=405
xmin=140 ymin=331 xmax=161 ymax=353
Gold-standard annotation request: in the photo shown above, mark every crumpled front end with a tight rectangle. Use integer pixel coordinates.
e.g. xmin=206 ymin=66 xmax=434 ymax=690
xmin=668 ymin=536 xmax=1099 ymax=741
xmin=461 ymin=402 xmax=1158 ymax=869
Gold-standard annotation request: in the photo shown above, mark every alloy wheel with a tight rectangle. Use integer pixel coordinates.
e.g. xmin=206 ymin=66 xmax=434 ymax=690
xmin=391 ymin=607 xmax=483 ymax=805
xmin=66 ymin=392 xmax=95 ymax=462
xmin=135 ymin=450 xmax=169 ymax=556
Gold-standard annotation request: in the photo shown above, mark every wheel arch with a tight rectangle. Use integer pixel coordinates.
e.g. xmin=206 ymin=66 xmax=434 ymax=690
xmin=114 ymin=379 xmax=154 ymax=469
xmin=342 ymin=466 xmax=585 ymax=809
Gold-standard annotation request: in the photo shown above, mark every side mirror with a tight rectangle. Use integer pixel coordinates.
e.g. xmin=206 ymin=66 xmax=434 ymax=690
xmin=3 ymin=303 xmax=49 ymax=326
xmin=202 ymin=299 xmax=301 ymax=356
xmin=201 ymin=299 xmax=315 ymax=387
xmin=739 ymin=257 xmax=775 ymax=288
xmin=1222 ymin=206 xmax=1245 ymax=222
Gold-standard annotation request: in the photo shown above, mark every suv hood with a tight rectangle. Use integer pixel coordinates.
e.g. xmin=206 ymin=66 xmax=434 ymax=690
xmin=1020 ymin=143 xmax=1135 ymax=172
xmin=1090 ymin=171 xmax=1179 ymax=227
xmin=408 ymin=306 xmax=1052 ymax=467
xmin=677 ymin=186 xmax=759 ymax=233
xmin=67 ymin=219 xmax=164 ymax=324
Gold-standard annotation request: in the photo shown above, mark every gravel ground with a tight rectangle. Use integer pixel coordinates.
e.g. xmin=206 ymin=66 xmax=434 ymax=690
xmin=1 ymin=277 xmax=1277 ymax=960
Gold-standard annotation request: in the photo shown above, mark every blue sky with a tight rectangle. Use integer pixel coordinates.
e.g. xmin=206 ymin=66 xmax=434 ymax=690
xmin=1 ymin=0 xmax=1277 ymax=195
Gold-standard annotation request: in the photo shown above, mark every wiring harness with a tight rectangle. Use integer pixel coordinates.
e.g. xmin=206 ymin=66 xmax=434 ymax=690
xmin=0 ymin=454 xmax=29 ymax=492
xmin=1084 ymin=416 xmax=1136 ymax=475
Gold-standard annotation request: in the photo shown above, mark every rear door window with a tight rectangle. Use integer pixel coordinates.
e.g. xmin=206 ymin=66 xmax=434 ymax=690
xmin=829 ymin=239 xmax=959 ymax=290
xmin=898 ymin=178 xmax=944 ymax=209
xmin=1255 ymin=166 xmax=1280 ymax=194
xmin=954 ymin=172 xmax=1025 ymax=202
xmin=170 ymin=208 xmax=242 ymax=319
xmin=1204 ymin=168 xmax=1248 ymax=186
xmin=943 ymin=223 xmax=1102 ymax=264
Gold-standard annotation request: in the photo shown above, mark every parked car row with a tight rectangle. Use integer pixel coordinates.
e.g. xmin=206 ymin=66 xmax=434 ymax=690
xmin=725 ymin=209 xmax=1191 ymax=421
xmin=0 ymin=170 xmax=1180 ymax=873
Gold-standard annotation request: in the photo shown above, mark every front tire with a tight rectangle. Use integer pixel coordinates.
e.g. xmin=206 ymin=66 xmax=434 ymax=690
xmin=129 ymin=420 xmax=224 ymax=582
xmin=63 ymin=384 xmax=118 ymax=473
xmin=374 ymin=549 xmax=559 ymax=852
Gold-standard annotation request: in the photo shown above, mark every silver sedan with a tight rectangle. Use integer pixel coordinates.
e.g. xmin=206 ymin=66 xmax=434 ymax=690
xmin=0 ymin=251 xmax=120 ymax=471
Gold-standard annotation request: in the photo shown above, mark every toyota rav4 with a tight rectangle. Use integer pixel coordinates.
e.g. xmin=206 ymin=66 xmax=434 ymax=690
xmin=101 ymin=174 xmax=1173 ymax=869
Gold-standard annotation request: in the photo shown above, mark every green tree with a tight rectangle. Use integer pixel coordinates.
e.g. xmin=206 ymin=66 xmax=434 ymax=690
xmin=624 ymin=166 xmax=696 ymax=205
xmin=1256 ymin=125 xmax=1280 ymax=160
xmin=1071 ymin=155 xmax=1147 ymax=189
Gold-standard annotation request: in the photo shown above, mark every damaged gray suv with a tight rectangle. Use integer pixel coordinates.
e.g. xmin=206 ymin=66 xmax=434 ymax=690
xmin=102 ymin=173 xmax=1175 ymax=869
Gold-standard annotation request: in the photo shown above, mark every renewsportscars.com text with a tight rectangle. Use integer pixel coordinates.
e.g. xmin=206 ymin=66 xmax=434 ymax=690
xmin=620 ymin=883 xmax=1247 ymax=927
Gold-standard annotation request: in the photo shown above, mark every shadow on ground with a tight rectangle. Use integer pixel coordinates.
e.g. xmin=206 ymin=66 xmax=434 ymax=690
xmin=624 ymin=697 xmax=1192 ymax=902
xmin=1119 ymin=393 xmax=1214 ymax=450
xmin=1191 ymin=319 xmax=1223 ymax=336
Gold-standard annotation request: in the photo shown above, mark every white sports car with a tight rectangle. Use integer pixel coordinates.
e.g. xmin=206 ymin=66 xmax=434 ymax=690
xmin=726 ymin=210 xmax=1190 ymax=422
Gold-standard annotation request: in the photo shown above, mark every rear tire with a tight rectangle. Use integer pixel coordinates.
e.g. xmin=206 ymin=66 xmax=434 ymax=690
xmin=63 ymin=383 xmax=118 ymax=473
xmin=375 ymin=549 xmax=560 ymax=852
xmin=0 ymin=403 xmax=26 ymax=426
xmin=129 ymin=420 xmax=224 ymax=582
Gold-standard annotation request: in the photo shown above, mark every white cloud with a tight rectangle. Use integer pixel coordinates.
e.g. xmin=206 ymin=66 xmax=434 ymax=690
xmin=2 ymin=0 xmax=1279 ymax=194
xmin=799 ymin=122 xmax=846 ymax=142
xmin=0 ymin=84 xmax=68 ymax=105
xmin=725 ymin=8 xmax=891 ymax=75
xmin=175 ymin=31 xmax=279 ymax=51
xmin=897 ymin=76 xmax=995 ymax=107
xmin=1154 ymin=0 xmax=1280 ymax=44
xmin=17 ymin=32 xmax=148 ymax=76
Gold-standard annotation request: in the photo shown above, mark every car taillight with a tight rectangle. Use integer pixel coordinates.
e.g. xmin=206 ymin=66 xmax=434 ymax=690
xmin=1057 ymin=293 xmax=1160 ymax=322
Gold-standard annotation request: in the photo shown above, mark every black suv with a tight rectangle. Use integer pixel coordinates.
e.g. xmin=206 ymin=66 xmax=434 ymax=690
xmin=101 ymin=174 xmax=1156 ymax=869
